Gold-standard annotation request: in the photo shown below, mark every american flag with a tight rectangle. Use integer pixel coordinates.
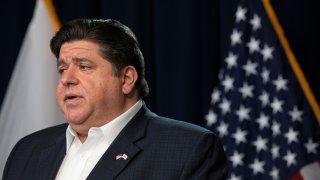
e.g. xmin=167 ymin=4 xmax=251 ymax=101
xmin=205 ymin=0 xmax=320 ymax=179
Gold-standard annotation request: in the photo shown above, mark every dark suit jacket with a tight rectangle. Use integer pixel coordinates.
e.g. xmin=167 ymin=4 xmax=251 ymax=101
xmin=3 ymin=105 xmax=228 ymax=180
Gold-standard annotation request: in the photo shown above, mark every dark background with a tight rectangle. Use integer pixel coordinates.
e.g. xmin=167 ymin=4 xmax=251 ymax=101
xmin=0 ymin=0 xmax=319 ymax=127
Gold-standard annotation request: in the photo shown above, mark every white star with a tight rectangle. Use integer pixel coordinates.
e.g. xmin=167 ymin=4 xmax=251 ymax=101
xmin=269 ymin=166 xmax=280 ymax=180
xmin=230 ymin=151 xmax=245 ymax=167
xmin=271 ymin=144 xmax=280 ymax=159
xmin=235 ymin=6 xmax=247 ymax=23
xmin=205 ymin=109 xmax=217 ymax=127
xmin=232 ymin=128 xmax=247 ymax=144
xmin=288 ymin=106 xmax=303 ymax=122
xmin=284 ymin=127 xmax=299 ymax=144
xmin=256 ymin=113 xmax=270 ymax=130
xmin=219 ymin=98 xmax=232 ymax=114
xmin=222 ymin=75 xmax=235 ymax=92
xmin=249 ymin=14 xmax=261 ymax=31
xmin=228 ymin=173 xmax=241 ymax=180
xmin=304 ymin=138 xmax=319 ymax=154
xmin=238 ymin=82 xmax=254 ymax=99
xmin=217 ymin=122 xmax=229 ymax=137
xmin=211 ymin=89 xmax=221 ymax=104
xmin=249 ymin=158 xmax=265 ymax=175
xmin=259 ymin=91 xmax=269 ymax=107
xmin=270 ymin=97 xmax=284 ymax=114
xmin=271 ymin=121 xmax=281 ymax=137
xmin=272 ymin=75 xmax=288 ymax=91
xmin=261 ymin=44 xmax=274 ymax=61
xmin=252 ymin=135 xmax=268 ymax=153
xmin=225 ymin=52 xmax=238 ymax=69
xmin=261 ymin=68 xmax=270 ymax=83
xmin=283 ymin=150 xmax=297 ymax=167
xmin=230 ymin=29 xmax=242 ymax=46
xmin=242 ymin=60 xmax=258 ymax=76
xmin=235 ymin=105 xmax=251 ymax=121
xmin=246 ymin=37 xmax=260 ymax=54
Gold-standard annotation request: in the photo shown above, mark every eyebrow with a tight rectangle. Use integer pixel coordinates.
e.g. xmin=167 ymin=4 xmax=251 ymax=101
xmin=57 ymin=57 xmax=92 ymax=67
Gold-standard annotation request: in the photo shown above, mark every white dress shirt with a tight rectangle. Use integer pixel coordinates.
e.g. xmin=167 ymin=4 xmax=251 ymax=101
xmin=55 ymin=100 xmax=143 ymax=180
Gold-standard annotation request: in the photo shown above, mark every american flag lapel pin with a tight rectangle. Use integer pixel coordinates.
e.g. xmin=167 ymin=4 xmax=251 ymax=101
xmin=116 ymin=153 xmax=128 ymax=160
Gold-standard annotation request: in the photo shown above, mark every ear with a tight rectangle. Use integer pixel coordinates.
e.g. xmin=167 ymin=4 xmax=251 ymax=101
xmin=121 ymin=66 xmax=138 ymax=95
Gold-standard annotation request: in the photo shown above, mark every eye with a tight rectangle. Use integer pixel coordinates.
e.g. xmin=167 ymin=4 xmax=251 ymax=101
xmin=79 ymin=64 xmax=90 ymax=71
xmin=57 ymin=66 xmax=67 ymax=74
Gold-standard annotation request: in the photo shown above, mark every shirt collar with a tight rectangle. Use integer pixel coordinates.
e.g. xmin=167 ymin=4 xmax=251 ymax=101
xmin=65 ymin=100 xmax=143 ymax=151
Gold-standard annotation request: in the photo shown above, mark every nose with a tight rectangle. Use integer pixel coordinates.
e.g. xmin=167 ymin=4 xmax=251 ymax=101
xmin=59 ymin=67 xmax=79 ymax=86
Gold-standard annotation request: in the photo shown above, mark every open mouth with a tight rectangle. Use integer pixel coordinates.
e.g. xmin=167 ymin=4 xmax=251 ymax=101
xmin=65 ymin=96 xmax=78 ymax=100
xmin=64 ymin=94 xmax=82 ymax=103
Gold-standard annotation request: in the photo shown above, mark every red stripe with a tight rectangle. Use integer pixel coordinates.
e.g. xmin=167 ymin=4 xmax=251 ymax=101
xmin=291 ymin=172 xmax=304 ymax=180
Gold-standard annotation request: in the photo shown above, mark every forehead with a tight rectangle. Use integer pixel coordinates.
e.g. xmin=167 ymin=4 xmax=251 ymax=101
xmin=59 ymin=40 xmax=101 ymax=60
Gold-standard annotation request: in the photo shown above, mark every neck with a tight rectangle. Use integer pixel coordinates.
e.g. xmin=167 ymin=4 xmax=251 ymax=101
xmin=77 ymin=132 xmax=88 ymax=143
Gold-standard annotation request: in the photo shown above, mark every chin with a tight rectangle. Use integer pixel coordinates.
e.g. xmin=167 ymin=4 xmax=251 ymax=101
xmin=63 ymin=112 xmax=87 ymax=126
xmin=66 ymin=118 xmax=86 ymax=125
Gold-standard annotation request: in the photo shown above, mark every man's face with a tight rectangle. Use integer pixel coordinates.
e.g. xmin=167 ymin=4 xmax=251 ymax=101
xmin=56 ymin=40 xmax=124 ymax=133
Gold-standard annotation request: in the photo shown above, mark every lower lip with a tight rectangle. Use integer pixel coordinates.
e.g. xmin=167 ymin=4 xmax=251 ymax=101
xmin=65 ymin=97 xmax=82 ymax=105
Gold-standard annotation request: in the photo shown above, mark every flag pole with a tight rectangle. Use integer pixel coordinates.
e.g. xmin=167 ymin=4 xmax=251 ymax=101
xmin=262 ymin=0 xmax=320 ymax=123
xmin=43 ymin=0 xmax=61 ymax=31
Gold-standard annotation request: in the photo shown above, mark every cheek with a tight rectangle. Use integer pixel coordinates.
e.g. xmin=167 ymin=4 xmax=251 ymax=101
xmin=95 ymin=79 xmax=122 ymax=99
xmin=91 ymin=82 xmax=109 ymax=100
xmin=104 ymin=78 xmax=122 ymax=91
xmin=56 ymin=85 xmax=61 ymax=97
xmin=56 ymin=85 xmax=64 ymax=105
xmin=79 ymin=79 xmax=104 ymax=102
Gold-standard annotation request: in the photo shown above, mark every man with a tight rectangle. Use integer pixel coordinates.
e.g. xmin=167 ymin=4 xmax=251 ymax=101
xmin=3 ymin=19 xmax=228 ymax=180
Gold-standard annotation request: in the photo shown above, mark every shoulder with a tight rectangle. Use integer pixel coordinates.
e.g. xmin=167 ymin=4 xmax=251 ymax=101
xmin=7 ymin=123 xmax=67 ymax=165
xmin=22 ymin=123 xmax=67 ymax=140
xmin=17 ymin=123 xmax=67 ymax=147
xmin=139 ymin=112 xmax=227 ymax=171
xmin=146 ymin=113 xmax=220 ymax=145
xmin=136 ymin=104 xmax=217 ymax=140
xmin=149 ymin=118 xmax=229 ymax=179
xmin=149 ymin=115 xmax=211 ymax=135
xmin=3 ymin=124 xmax=68 ymax=179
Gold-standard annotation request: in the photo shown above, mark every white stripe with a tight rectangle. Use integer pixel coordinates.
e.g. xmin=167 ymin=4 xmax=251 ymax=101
xmin=0 ymin=0 xmax=64 ymax=176
xmin=300 ymin=161 xmax=320 ymax=180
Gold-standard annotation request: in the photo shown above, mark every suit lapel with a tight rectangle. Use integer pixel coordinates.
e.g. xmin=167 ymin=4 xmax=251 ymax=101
xmin=87 ymin=105 xmax=153 ymax=180
xmin=87 ymin=137 xmax=141 ymax=180
xmin=36 ymin=133 xmax=66 ymax=180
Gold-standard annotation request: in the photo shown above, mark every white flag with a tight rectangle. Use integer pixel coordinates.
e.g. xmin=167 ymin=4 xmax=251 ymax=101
xmin=0 ymin=0 xmax=64 ymax=176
